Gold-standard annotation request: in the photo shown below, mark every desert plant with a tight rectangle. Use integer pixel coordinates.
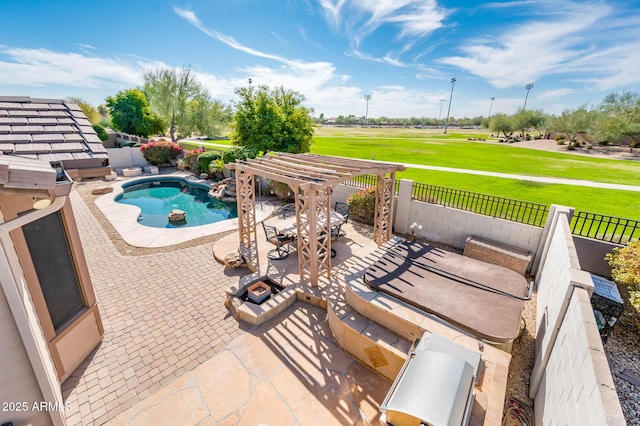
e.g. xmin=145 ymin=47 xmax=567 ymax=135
xmin=606 ymin=241 xmax=640 ymax=314
xmin=347 ymin=187 xmax=377 ymax=225
xmin=184 ymin=149 xmax=204 ymax=173
xmin=140 ymin=141 xmax=182 ymax=165
xmin=221 ymin=146 xmax=258 ymax=164
xmin=92 ymin=123 xmax=109 ymax=141
xmin=198 ymin=151 xmax=222 ymax=174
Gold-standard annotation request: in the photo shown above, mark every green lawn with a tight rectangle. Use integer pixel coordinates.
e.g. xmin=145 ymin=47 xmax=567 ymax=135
xmin=178 ymin=128 xmax=640 ymax=219
xmin=310 ymin=127 xmax=640 ymax=219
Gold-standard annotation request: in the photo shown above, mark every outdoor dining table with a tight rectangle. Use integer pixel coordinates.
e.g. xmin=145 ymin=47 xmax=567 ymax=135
xmin=266 ymin=211 xmax=344 ymax=237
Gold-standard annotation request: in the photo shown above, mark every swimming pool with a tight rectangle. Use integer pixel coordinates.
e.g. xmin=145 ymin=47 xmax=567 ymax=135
xmin=115 ymin=177 xmax=237 ymax=228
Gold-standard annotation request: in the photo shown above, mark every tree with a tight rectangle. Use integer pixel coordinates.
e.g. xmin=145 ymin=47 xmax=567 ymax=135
xmin=187 ymin=94 xmax=232 ymax=138
xmin=105 ymin=89 xmax=165 ymax=137
xmin=489 ymin=113 xmax=515 ymax=139
xmin=591 ymin=91 xmax=640 ymax=151
xmin=231 ymin=85 xmax=314 ymax=155
xmin=143 ymin=67 xmax=206 ymax=141
xmin=512 ymin=109 xmax=546 ymax=139
xmin=550 ymin=107 xmax=595 ymax=146
xmin=66 ymin=97 xmax=100 ymax=124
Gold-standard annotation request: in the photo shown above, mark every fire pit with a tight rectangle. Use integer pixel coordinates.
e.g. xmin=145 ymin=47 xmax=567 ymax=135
xmin=247 ymin=281 xmax=272 ymax=304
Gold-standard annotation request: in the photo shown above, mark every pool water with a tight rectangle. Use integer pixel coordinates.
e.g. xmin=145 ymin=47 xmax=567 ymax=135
xmin=116 ymin=178 xmax=237 ymax=228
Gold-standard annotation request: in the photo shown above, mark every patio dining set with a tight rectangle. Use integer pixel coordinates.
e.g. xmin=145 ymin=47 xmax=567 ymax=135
xmin=262 ymin=201 xmax=351 ymax=260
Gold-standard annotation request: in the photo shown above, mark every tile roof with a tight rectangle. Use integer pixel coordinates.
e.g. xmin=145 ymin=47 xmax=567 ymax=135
xmin=0 ymin=96 xmax=109 ymax=165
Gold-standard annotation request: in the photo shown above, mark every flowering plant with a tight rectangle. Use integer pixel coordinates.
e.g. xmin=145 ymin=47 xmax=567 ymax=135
xmin=140 ymin=141 xmax=182 ymax=165
xmin=410 ymin=222 xmax=423 ymax=241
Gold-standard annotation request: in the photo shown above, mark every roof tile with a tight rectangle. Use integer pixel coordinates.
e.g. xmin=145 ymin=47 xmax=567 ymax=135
xmin=39 ymin=110 xmax=68 ymax=118
xmin=74 ymin=118 xmax=92 ymax=127
xmin=71 ymin=152 xmax=93 ymax=159
xmin=65 ymin=102 xmax=82 ymax=111
xmin=0 ymin=143 xmax=14 ymax=152
xmin=0 ymin=125 xmax=10 ymax=134
xmin=8 ymin=109 xmax=39 ymax=117
xmin=0 ymin=110 xmax=7 ymax=117
xmin=38 ymin=152 xmax=75 ymax=162
xmin=0 ymin=102 xmax=21 ymax=110
xmin=84 ymin=134 xmax=102 ymax=143
xmin=0 ymin=117 xmax=27 ymax=125
xmin=64 ymin=133 xmax=84 ymax=142
xmin=0 ymin=134 xmax=31 ymax=142
xmin=22 ymin=103 xmax=50 ymax=111
xmin=32 ymin=133 xmax=65 ymax=142
xmin=57 ymin=118 xmax=75 ymax=124
xmin=47 ymin=103 xmax=67 ymax=110
xmin=51 ymin=142 xmax=85 ymax=152
xmin=88 ymin=143 xmax=108 ymax=153
xmin=11 ymin=125 xmax=45 ymax=134
xmin=78 ymin=125 xmax=96 ymax=134
xmin=14 ymin=143 xmax=51 ymax=153
xmin=28 ymin=117 xmax=59 ymax=125
xmin=50 ymin=125 xmax=76 ymax=134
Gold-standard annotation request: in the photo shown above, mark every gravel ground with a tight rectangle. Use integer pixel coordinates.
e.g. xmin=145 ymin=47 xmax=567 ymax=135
xmin=603 ymin=285 xmax=640 ymax=425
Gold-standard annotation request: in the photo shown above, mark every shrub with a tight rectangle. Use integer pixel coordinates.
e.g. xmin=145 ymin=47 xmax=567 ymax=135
xmin=525 ymin=134 xmax=531 ymax=141
xmin=184 ymin=149 xmax=204 ymax=173
xmin=556 ymin=140 xmax=566 ymax=145
xmin=140 ymin=141 xmax=182 ymax=165
xmin=93 ymin=123 xmax=108 ymax=141
xmin=555 ymin=135 xmax=565 ymax=141
xmin=208 ymin=159 xmax=226 ymax=179
xmin=606 ymin=241 xmax=640 ymax=314
xmin=221 ymin=146 xmax=258 ymax=164
xmin=347 ymin=187 xmax=376 ymax=225
xmin=198 ymin=151 xmax=222 ymax=174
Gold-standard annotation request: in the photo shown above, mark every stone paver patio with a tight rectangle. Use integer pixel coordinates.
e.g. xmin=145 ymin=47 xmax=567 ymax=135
xmin=63 ymin=185 xmax=389 ymax=425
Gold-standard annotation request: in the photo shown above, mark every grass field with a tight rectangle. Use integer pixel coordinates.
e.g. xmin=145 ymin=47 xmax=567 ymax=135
xmin=181 ymin=127 xmax=640 ymax=219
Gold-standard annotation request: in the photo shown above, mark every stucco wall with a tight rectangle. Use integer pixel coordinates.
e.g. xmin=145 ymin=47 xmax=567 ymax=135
xmin=534 ymin=287 xmax=625 ymax=425
xmin=573 ymin=236 xmax=620 ymax=278
xmin=530 ymin=209 xmax=625 ymax=425
xmin=0 ymin=283 xmax=51 ymax=426
xmin=107 ymin=147 xmax=148 ymax=169
xmin=408 ymin=200 xmax=543 ymax=253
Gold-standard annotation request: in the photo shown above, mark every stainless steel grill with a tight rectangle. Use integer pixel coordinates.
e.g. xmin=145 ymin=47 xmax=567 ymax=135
xmin=380 ymin=333 xmax=482 ymax=426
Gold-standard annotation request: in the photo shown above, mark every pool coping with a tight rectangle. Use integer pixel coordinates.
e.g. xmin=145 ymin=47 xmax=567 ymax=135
xmin=94 ymin=174 xmax=276 ymax=248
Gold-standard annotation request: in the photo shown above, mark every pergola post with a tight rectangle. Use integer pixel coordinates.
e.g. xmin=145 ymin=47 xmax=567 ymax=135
xmin=235 ymin=169 xmax=258 ymax=271
xmin=295 ymin=184 xmax=331 ymax=287
xmin=373 ymin=171 xmax=395 ymax=245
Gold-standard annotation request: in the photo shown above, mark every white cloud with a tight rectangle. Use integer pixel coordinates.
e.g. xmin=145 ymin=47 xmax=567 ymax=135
xmin=318 ymin=0 xmax=446 ymax=47
xmin=536 ymin=88 xmax=574 ymax=100
xmin=0 ymin=47 xmax=152 ymax=88
xmin=439 ymin=2 xmax=612 ymax=88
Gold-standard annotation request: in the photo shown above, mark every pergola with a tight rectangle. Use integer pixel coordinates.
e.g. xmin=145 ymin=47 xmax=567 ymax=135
xmin=226 ymin=153 xmax=406 ymax=287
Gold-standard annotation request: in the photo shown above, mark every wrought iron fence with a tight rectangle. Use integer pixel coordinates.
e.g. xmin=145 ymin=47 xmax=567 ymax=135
xmin=571 ymin=211 xmax=639 ymax=244
xmin=344 ymin=174 xmax=399 ymax=194
xmin=412 ymin=183 xmax=549 ymax=227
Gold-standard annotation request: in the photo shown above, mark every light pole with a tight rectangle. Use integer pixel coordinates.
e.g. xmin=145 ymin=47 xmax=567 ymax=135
xmin=523 ymin=83 xmax=533 ymax=111
xmin=437 ymin=99 xmax=446 ymax=133
xmin=364 ymin=94 xmax=372 ymax=125
xmin=488 ymin=97 xmax=495 ymax=121
xmin=443 ymin=77 xmax=456 ymax=134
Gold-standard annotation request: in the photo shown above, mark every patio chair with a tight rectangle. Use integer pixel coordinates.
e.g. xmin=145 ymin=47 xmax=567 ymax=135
xmin=276 ymin=203 xmax=296 ymax=219
xmin=262 ymin=222 xmax=295 ymax=260
xmin=334 ymin=202 xmax=350 ymax=236
xmin=329 ymin=222 xmax=342 ymax=258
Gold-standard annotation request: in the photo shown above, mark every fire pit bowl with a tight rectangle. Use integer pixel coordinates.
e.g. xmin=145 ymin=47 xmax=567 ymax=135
xmin=247 ymin=281 xmax=272 ymax=304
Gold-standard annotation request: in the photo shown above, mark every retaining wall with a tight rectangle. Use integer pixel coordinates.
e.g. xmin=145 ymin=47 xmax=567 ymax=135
xmin=529 ymin=208 xmax=625 ymax=425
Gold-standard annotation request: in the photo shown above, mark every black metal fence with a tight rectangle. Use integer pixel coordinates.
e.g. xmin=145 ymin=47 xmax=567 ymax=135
xmin=412 ymin=183 xmax=549 ymax=227
xmin=343 ymin=177 xmax=639 ymax=242
xmin=571 ymin=211 xmax=640 ymax=244
xmin=344 ymin=174 xmax=399 ymax=194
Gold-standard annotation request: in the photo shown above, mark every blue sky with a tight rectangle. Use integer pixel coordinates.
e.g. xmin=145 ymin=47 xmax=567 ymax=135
xmin=1 ymin=0 xmax=639 ymax=119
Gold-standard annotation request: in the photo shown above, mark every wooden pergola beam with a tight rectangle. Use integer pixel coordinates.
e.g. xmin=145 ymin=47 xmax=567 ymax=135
xmin=228 ymin=153 xmax=405 ymax=286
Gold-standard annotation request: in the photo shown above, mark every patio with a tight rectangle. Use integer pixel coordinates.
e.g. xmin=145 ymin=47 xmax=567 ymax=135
xmin=62 ymin=180 xmax=388 ymax=425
